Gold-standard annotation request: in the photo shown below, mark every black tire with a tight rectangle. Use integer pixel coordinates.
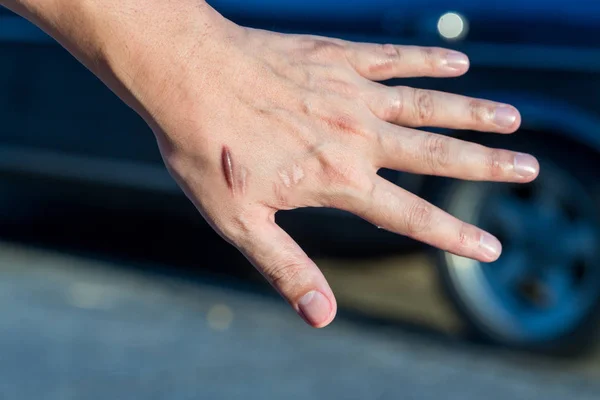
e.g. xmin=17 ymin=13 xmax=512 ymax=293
xmin=426 ymin=131 xmax=600 ymax=356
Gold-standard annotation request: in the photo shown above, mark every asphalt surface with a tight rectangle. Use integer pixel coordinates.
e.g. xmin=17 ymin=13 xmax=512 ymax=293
xmin=0 ymin=241 xmax=599 ymax=400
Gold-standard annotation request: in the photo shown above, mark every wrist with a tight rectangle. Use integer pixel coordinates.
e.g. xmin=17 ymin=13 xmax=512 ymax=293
xmin=84 ymin=0 xmax=237 ymax=120
xmin=94 ymin=0 xmax=242 ymax=130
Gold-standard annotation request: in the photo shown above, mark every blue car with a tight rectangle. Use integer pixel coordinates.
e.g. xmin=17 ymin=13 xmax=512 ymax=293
xmin=1 ymin=1 xmax=599 ymax=354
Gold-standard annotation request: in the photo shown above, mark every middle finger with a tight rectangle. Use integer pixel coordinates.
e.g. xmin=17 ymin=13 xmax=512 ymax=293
xmin=364 ymin=84 xmax=521 ymax=133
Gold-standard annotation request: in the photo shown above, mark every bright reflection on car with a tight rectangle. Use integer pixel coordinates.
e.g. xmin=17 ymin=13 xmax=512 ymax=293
xmin=438 ymin=12 xmax=468 ymax=41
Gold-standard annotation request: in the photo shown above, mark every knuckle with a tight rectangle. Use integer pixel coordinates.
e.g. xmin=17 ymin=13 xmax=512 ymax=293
xmin=469 ymin=100 xmax=494 ymax=124
xmin=451 ymin=222 xmax=476 ymax=253
xmin=486 ymin=148 xmax=506 ymax=179
xmin=316 ymin=151 xmax=370 ymax=193
xmin=382 ymin=87 xmax=404 ymax=121
xmin=363 ymin=44 xmax=397 ymax=75
xmin=324 ymin=79 xmax=359 ymax=98
xmin=423 ymin=134 xmax=451 ymax=172
xmin=322 ymin=112 xmax=372 ymax=139
xmin=413 ymin=89 xmax=434 ymax=125
xmin=320 ymin=157 xmax=355 ymax=185
xmin=364 ymin=44 xmax=402 ymax=76
xmin=404 ymin=200 xmax=433 ymax=236
xmin=303 ymin=39 xmax=346 ymax=61
xmin=267 ymin=54 xmax=304 ymax=83
xmin=335 ymin=177 xmax=377 ymax=212
xmin=421 ymin=47 xmax=437 ymax=70
xmin=266 ymin=260 xmax=306 ymax=293
xmin=381 ymin=43 xmax=402 ymax=59
xmin=325 ymin=113 xmax=356 ymax=132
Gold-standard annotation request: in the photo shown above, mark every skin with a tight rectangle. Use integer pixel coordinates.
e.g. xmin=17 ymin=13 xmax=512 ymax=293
xmin=2 ymin=0 xmax=540 ymax=328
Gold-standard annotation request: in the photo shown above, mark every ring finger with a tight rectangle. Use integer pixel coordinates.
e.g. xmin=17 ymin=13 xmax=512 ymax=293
xmin=375 ymin=123 xmax=540 ymax=182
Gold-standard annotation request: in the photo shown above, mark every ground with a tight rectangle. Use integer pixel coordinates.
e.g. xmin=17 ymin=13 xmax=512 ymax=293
xmin=0 ymin=242 xmax=598 ymax=399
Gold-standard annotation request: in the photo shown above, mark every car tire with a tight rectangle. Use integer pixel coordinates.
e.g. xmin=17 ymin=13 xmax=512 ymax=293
xmin=426 ymin=131 xmax=600 ymax=356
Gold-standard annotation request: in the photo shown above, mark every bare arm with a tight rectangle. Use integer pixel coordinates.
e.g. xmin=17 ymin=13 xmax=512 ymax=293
xmin=1 ymin=0 xmax=539 ymax=327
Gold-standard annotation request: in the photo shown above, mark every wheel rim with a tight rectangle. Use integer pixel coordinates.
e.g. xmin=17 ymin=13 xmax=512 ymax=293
xmin=444 ymin=161 xmax=600 ymax=343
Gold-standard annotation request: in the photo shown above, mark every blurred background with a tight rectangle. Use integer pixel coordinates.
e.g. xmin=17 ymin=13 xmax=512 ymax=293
xmin=1 ymin=1 xmax=600 ymax=398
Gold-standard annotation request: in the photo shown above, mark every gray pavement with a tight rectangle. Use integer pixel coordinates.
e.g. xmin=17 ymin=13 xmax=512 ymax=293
xmin=0 ymin=242 xmax=598 ymax=400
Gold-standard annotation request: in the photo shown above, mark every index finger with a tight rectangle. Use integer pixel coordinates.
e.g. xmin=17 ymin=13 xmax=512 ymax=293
xmin=346 ymin=43 xmax=470 ymax=81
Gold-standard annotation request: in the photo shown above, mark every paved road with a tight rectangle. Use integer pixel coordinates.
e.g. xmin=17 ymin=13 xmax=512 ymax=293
xmin=0 ymin=242 xmax=598 ymax=400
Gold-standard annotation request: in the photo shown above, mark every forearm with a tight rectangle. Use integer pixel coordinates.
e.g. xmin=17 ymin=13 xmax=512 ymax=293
xmin=1 ymin=0 xmax=231 ymax=125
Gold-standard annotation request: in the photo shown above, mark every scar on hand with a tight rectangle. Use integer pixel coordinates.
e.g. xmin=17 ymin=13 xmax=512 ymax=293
xmin=221 ymin=146 xmax=247 ymax=196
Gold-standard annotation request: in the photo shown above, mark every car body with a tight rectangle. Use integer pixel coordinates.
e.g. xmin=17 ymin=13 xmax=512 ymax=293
xmin=1 ymin=1 xmax=599 ymax=353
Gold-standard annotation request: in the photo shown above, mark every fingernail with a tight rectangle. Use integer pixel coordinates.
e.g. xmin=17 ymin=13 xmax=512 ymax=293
xmin=493 ymin=106 xmax=518 ymax=127
xmin=444 ymin=51 xmax=469 ymax=70
xmin=298 ymin=291 xmax=331 ymax=327
xmin=479 ymin=233 xmax=502 ymax=261
xmin=514 ymin=153 xmax=539 ymax=177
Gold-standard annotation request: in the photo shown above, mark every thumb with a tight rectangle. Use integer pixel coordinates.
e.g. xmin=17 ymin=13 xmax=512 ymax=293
xmin=238 ymin=218 xmax=337 ymax=328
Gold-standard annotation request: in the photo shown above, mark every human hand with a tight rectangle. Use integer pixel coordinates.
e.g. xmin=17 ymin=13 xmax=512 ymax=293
xmin=7 ymin=0 xmax=539 ymax=328
xmin=140 ymin=12 xmax=538 ymax=327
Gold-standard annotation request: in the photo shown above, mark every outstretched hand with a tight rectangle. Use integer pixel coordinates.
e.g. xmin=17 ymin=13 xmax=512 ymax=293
xmin=150 ymin=18 xmax=538 ymax=327
xmin=5 ymin=0 xmax=539 ymax=327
